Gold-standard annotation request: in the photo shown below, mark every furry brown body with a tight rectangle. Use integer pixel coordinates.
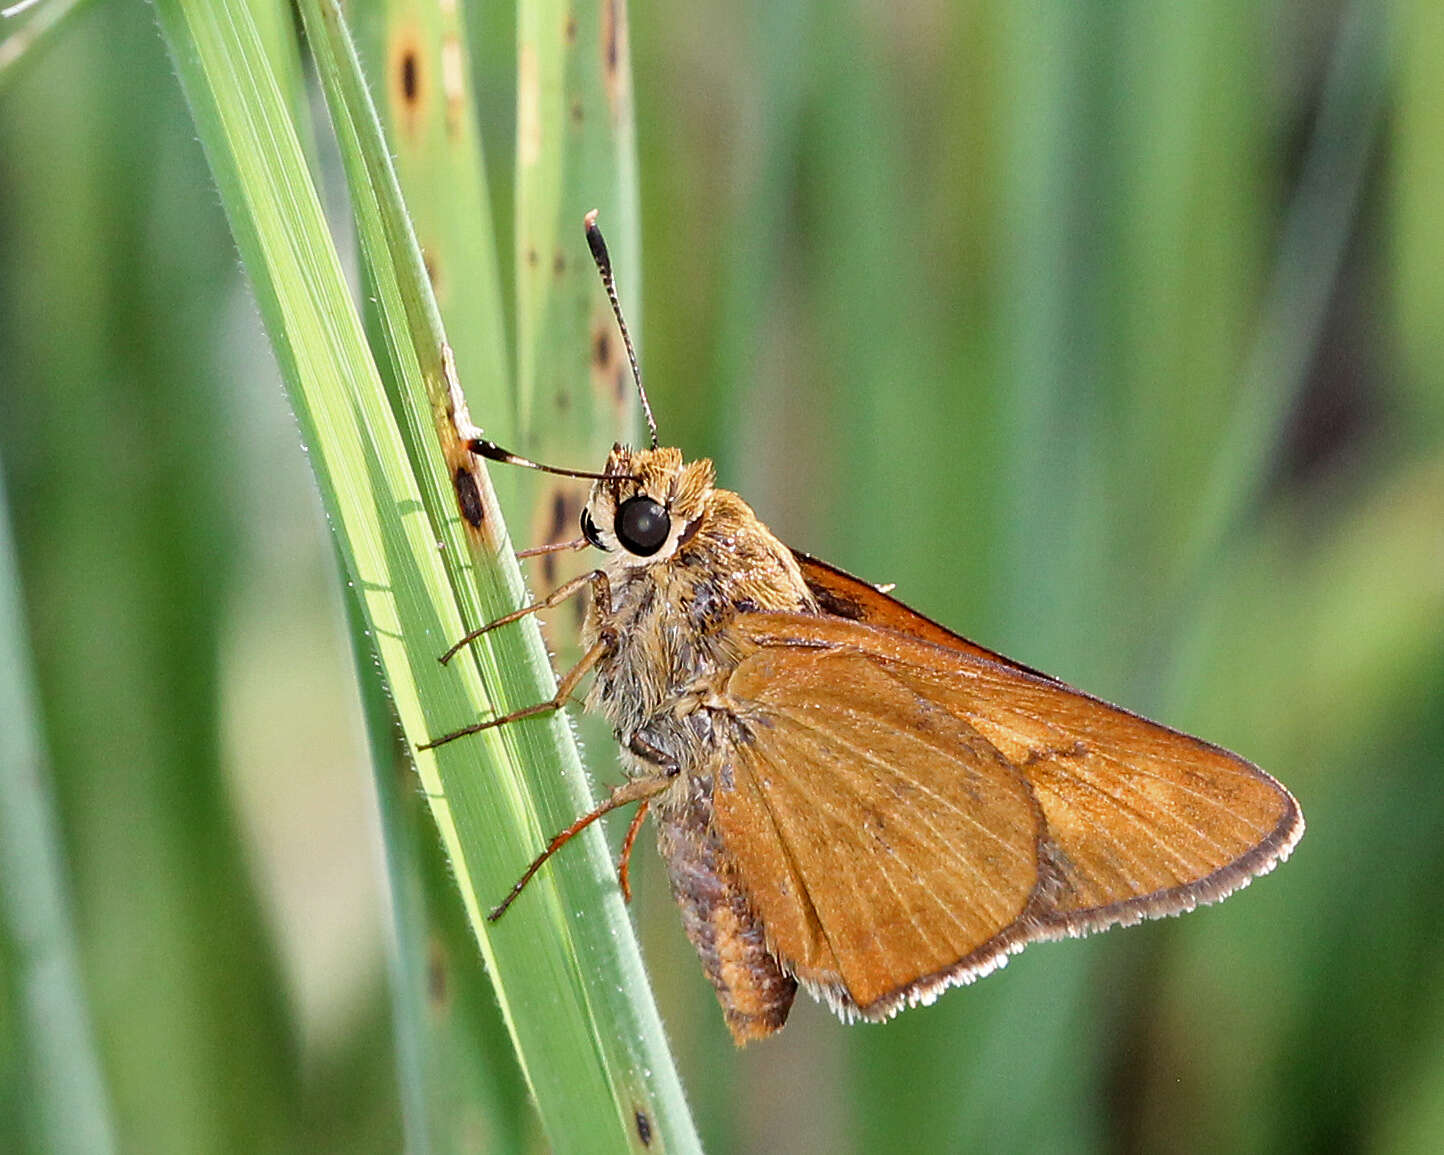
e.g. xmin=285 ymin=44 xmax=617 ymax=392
xmin=581 ymin=447 xmax=816 ymax=1040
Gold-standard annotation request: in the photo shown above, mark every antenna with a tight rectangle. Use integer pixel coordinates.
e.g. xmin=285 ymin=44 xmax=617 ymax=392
xmin=584 ymin=210 xmax=658 ymax=449
xmin=466 ymin=437 xmax=635 ymax=481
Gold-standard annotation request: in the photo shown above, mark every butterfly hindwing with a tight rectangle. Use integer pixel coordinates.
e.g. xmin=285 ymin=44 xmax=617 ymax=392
xmin=716 ymin=637 xmax=1041 ymax=1016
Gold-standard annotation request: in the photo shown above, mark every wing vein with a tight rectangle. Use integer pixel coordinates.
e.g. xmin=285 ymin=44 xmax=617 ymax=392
xmin=751 ymin=723 xmax=974 ymax=965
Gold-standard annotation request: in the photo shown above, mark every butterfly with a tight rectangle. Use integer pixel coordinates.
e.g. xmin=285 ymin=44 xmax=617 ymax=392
xmin=423 ymin=212 xmax=1304 ymax=1044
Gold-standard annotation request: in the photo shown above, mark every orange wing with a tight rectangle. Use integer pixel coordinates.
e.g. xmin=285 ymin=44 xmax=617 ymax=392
xmin=712 ymin=608 xmax=1303 ymax=1021
xmin=794 ymin=548 xmax=1062 ymax=679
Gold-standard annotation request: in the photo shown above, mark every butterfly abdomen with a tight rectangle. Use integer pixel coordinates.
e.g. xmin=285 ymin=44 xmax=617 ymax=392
xmin=653 ymin=775 xmax=798 ymax=1044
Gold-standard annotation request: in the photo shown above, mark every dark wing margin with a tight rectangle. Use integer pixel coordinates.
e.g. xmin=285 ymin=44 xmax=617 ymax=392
xmin=791 ymin=548 xmax=1066 ymax=683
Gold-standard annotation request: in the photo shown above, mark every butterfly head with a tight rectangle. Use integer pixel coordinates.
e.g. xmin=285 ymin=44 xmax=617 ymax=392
xmin=579 ymin=445 xmax=716 ymax=568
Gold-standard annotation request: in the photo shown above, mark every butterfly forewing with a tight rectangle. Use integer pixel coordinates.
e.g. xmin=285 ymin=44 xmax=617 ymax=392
xmin=886 ymin=656 xmax=1301 ymax=922
xmin=792 ymin=553 xmax=1302 ymax=914
xmin=717 ymin=611 xmax=1303 ymax=1018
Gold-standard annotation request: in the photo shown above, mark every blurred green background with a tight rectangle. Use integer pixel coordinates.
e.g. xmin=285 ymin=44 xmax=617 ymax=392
xmin=2 ymin=0 xmax=1442 ymax=1152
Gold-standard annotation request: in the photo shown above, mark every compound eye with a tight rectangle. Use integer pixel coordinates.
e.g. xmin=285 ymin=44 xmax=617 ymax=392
xmin=614 ymin=496 xmax=671 ymax=556
xmin=579 ymin=506 xmax=606 ymax=550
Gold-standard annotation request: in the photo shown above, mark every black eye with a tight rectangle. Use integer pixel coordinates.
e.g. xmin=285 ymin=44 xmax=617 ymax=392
xmin=614 ymin=496 xmax=671 ymax=556
xmin=579 ymin=507 xmax=605 ymax=550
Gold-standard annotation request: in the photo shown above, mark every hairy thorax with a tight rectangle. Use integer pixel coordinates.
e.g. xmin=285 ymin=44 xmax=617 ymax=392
xmin=583 ymin=487 xmax=817 ymax=775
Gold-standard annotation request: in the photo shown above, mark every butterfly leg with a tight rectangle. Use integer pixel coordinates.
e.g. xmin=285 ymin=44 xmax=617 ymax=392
xmin=515 ymin=536 xmax=588 ymax=560
xmin=609 ymin=730 xmax=682 ymax=903
xmin=488 ymin=774 xmax=673 ymax=920
xmin=439 ymin=568 xmax=607 ymax=664
xmin=616 ymin=800 xmax=651 ymax=903
xmin=419 ymin=632 xmax=609 ymax=750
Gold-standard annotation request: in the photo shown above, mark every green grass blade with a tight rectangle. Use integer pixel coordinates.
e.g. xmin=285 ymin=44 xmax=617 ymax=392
xmin=347 ymin=2 xmax=534 ymax=1144
xmin=153 ymin=0 xmax=694 ymax=1149
xmin=349 ymin=1 xmax=512 ymax=430
xmin=0 ymin=463 xmax=117 ymax=1155
xmin=296 ymin=4 xmax=694 ymax=1147
xmin=516 ymin=0 xmax=641 ymax=524
xmin=297 ymin=2 xmax=693 ymax=1143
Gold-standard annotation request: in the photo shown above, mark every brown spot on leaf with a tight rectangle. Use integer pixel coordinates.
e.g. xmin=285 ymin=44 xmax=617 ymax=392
xmin=549 ymin=490 xmax=570 ymax=538
xmin=400 ymin=50 xmax=419 ymax=103
xmin=600 ymin=0 xmax=630 ymax=120
xmin=590 ymin=309 xmax=629 ymax=409
xmin=539 ymin=489 xmax=574 ymax=586
xmin=388 ymin=27 xmax=428 ymax=133
xmin=602 ymin=0 xmax=619 ymax=73
xmin=529 ymin=488 xmax=590 ymax=652
xmin=454 ymin=466 xmax=484 ymax=528
xmin=422 ymin=247 xmax=442 ymax=297
xmin=552 ymin=249 xmax=566 ymax=276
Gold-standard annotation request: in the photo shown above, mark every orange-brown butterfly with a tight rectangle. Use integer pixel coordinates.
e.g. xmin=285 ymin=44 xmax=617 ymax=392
xmin=422 ymin=211 xmax=1304 ymax=1045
